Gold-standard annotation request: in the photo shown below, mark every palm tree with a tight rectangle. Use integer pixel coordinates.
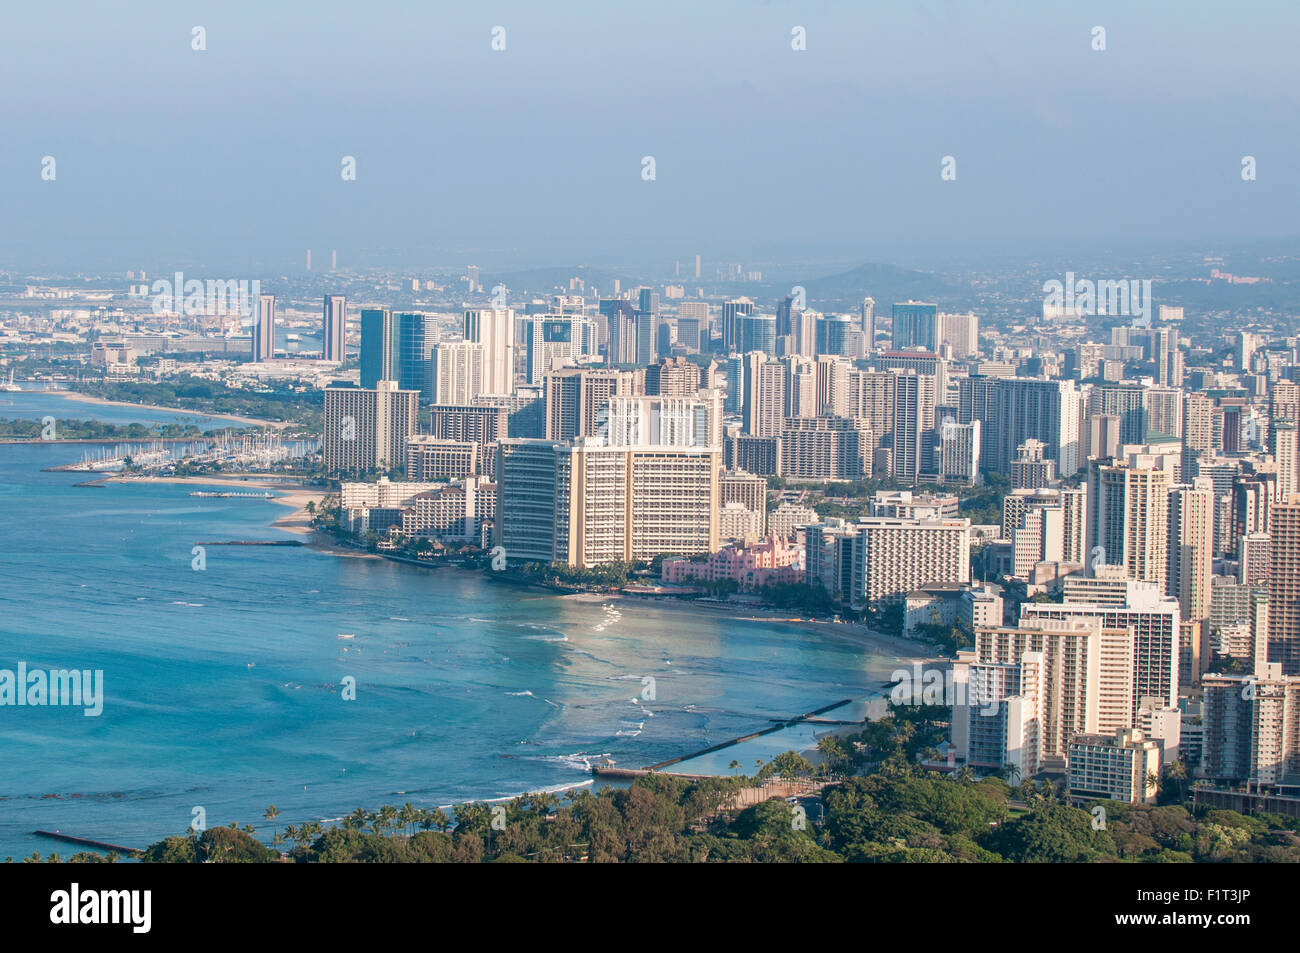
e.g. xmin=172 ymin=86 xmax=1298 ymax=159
xmin=399 ymin=802 xmax=418 ymax=837
xmin=263 ymin=805 xmax=281 ymax=843
xmin=303 ymin=820 xmax=324 ymax=848
xmin=1145 ymin=770 xmax=1160 ymax=799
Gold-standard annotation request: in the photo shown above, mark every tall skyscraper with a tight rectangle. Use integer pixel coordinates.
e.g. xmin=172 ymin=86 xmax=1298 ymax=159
xmin=1168 ymin=478 xmax=1215 ymax=625
xmin=1003 ymin=486 xmax=1087 ymax=578
xmin=937 ymin=312 xmax=979 ymax=360
xmin=742 ymin=354 xmax=786 ymax=438
xmin=429 ymin=342 xmax=485 ymax=405
xmin=739 ymin=314 xmax=777 ymax=356
xmin=1089 ymin=459 xmax=1172 ymax=589
xmin=1268 ymin=493 xmax=1300 ymax=676
xmin=992 ymin=377 xmax=1081 ymax=477
xmin=815 ymin=314 xmax=853 ymax=357
xmin=1089 ymin=382 xmax=1148 ymax=446
xmin=721 ymin=297 xmax=755 ymax=352
xmin=360 ymin=308 xmax=397 ymax=388
xmin=543 ymin=367 xmax=637 ymax=441
xmin=495 ymin=439 xmax=719 ymax=566
xmin=789 ymin=309 xmax=817 ymax=357
xmin=464 ymin=308 xmax=515 ymax=395
xmin=252 ymin=293 xmax=276 ymax=362
xmin=676 ymin=302 xmax=709 ymax=353
xmin=521 ymin=313 xmax=597 ymax=385
xmin=1273 ymin=420 xmax=1298 ymax=501
xmin=394 ymin=312 xmax=435 ymax=394
xmin=323 ymin=380 xmax=420 ymax=475
xmin=323 ymin=295 xmax=347 ymax=363
xmin=890 ymin=370 xmax=931 ymax=483
xmin=1144 ymin=386 xmax=1183 ymax=441
xmin=634 ymin=311 xmax=658 ymax=365
xmin=605 ymin=392 xmax=722 ymax=448
xmin=860 ymin=297 xmax=875 ymax=350
xmin=1271 ymin=380 xmax=1300 ymax=432
xmin=783 ymin=356 xmax=819 ymax=419
xmin=891 ymin=301 xmax=939 ymax=351
xmin=604 ymin=301 xmax=639 ymax=365
xmin=1024 ymin=574 xmax=1181 ymax=712
xmin=1202 ymin=663 xmax=1300 ymax=785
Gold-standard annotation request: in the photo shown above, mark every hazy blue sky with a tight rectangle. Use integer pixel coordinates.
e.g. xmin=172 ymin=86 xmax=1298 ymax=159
xmin=3 ymin=0 xmax=1298 ymax=274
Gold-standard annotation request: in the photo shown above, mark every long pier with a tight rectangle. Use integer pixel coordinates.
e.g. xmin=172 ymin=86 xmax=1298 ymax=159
xmin=34 ymin=830 xmax=143 ymax=856
xmin=598 ymin=698 xmax=856 ymax=775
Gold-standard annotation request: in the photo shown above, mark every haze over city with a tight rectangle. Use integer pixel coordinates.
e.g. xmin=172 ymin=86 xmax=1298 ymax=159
xmin=5 ymin=0 xmax=1300 ymax=274
xmin=0 ymin=2 xmax=1292 ymax=933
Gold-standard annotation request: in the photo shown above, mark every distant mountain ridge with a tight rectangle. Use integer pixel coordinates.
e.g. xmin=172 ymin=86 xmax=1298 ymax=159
xmin=481 ymin=260 xmax=964 ymax=313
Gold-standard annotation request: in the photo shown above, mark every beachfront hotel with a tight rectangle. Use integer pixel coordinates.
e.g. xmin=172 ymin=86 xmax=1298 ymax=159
xmin=324 ymin=380 xmax=420 ymax=475
xmin=495 ymin=438 xmax=720 ymax=567
xmin=850 ymin=516 xmax=971 ymax=605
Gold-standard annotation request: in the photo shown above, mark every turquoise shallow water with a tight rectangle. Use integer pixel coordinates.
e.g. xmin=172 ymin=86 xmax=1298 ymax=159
xmin=0 ymin=391 xmax=901 ymax=858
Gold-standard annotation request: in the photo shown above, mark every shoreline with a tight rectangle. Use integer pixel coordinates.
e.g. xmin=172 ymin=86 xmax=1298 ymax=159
xmin=50 ymin=389 xmax=288 ymax=430
xmin=570 ymin=590 xmax=938 ymax=661
xmin=64 ymin=471 xmax=923 ymax=835
xmin=101 ymin=473 xmax=339 ymax=542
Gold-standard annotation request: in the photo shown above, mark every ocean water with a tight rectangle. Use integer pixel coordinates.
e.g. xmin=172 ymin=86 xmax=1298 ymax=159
xmin=0 ymin=392 xmax=902 ymax=858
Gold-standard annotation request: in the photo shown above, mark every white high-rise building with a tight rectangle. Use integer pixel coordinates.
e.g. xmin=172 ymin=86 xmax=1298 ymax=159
xmin=1023 ymin=571 xmax=1181 ymax=711
xmin=520 ymin=314 xmax=596 ymax=386
xmin=495 ymin=439 xmax=719 ymax=567
xmin=938 ymin=312 xmax=979 ymax=360
xmin=464 ymin=308 xmax=515 ymax=395
xmin=1003 ymin=486 xmax=1088 ymax=579
xmin=850 ymin=516 xmax=970 ymax=605
xmin=605 ymin=392 xmax=723 ymax=448
xmin=429 ymin=341 xmax=485 ymax=405
xmin=1088 ymin=457 xmax=1172 ymax=589
xmin=323 ymin=295 xmax=347 ymax=363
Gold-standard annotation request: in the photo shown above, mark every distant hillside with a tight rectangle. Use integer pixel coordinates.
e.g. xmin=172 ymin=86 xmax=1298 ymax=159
xmin=790 ymin=262 xmax=964 ymax=311
xmin=478 ymin=260 xmax=967 ymax=313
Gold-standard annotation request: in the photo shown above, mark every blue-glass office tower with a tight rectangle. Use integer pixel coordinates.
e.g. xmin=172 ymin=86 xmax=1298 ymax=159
xmin=361 ymin=309 xmax=433 ymax=393
xmin=892 ymin=301 xmax=939 ymax=351
xmin=740 ymin=313 xmax=777 ymax=356
xmin=395 ymin=312 xmax=435 ymax=394
xmin=816 ymin=314 xmax=853 ymax=356
xmin=360 ymin=308 xmax=397 ymax=388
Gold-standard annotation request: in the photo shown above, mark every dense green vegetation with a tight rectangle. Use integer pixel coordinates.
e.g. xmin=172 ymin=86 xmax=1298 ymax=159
xmin=0 ymin=417 xmax=209 ymax=440
xmin=512 ymin=560 xmax=639 ymax=589
xmin=956 ymin=471 xmax=1011 ymax=526
xmin=16 ymin=759 xmax=1298 ymax=863
xmin=69 ymin=377 xmax=322 ymax=429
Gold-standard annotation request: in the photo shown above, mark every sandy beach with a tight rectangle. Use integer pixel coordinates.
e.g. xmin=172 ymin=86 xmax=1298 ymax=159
xmin=55 ymin=391 xmax=288 ymax=430
xmin=592 ymin=591 xmax=937 ymax=662
xmin=103 ymin=474 xmax=937 ymax=656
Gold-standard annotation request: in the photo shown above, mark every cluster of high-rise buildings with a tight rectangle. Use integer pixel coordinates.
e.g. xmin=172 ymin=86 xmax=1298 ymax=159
xmin=316 ymin=285 xmax=1300 ymax=798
